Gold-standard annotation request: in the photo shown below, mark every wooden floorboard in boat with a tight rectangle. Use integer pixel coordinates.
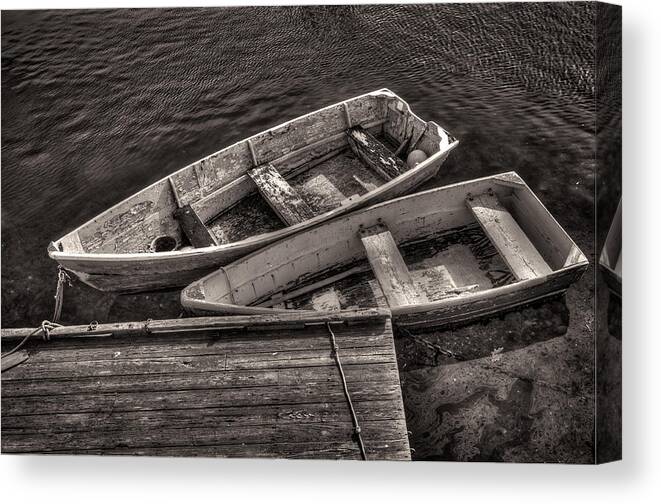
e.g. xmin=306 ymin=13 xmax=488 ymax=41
xmin=205 ymin=149 xmax=387 ymax=243
xmin=1 ymin=316 xmax=410 ymax=460
xmin=208 ymin=193 xmax=285 ymax=245
xmin=290 ymin=149 xmax=387 ymax=214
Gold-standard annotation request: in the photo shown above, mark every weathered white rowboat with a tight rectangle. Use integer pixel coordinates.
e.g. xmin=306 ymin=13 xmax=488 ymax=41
xmin=599 ymin=198 xmax=621 ymax=297
xmin=48 ymin=89 xmax=457 ymax=293
xmin=181 ymin=172 xmax=589 ymax=329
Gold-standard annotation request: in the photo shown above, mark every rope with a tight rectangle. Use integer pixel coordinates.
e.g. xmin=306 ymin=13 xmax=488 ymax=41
xmin=52 ymin=266 xmax=72 ymax=323
xmin=399 ymin=327 xmax=466 ymax=361
xmin=326 ymin=322 xmax=367 ymax=460
xmin=1 ymin=320 xmax=62 ymax=360
xmin=1 ymin=267 xmax=70 ymax=362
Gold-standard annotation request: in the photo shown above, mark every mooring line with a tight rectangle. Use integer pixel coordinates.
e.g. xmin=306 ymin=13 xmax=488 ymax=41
xmin=1 ymin=266 xmax=71 ymax=361
xmin=1 ymin=320 xmax=62 ymax=360
xmin=326 ymin=322 xmax=367 ymax=461
xmin=52 ymin=265 xmax=72 ymax=323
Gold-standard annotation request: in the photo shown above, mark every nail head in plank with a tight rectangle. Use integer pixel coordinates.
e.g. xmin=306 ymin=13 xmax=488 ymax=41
xmin=466 ymin=192 xmax=552 ymax=280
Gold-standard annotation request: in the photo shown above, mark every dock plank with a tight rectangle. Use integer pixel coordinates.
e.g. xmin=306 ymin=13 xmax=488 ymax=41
xmin=248 ymin=164 xmax=315 ymax=226
xmin=1 ymin=313 xmax=409 ymax=460
xmin=360 ymin=223 xmax=428 ymax=307
xmin=466 ymin=193 xmax=552 ymax=280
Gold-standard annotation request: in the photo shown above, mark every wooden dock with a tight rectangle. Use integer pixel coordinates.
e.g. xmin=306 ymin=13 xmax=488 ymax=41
xmin=1 ymin=309 xmax=410 ymax=460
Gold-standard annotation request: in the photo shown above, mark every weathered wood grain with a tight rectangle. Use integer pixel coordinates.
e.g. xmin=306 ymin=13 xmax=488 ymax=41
xmin=360 ymin=223 xmax=428 ymax=307
xmin=396 ymin=267 xmax=585 ymax=329
xmin=248 ymin=164 xmax=315 ymax=225
xmin=3 ymin=348 xmax=396 ymax=381
xmin=1 ymin=363 xmax=399 ymax=398
xmin=1 ymin=308 xmax=389 ymax=340
xmin=1 ymin=419 xmax=408 ymax=453
xmin=1 ymin=400 xmax=404 ymax=434
xmin=1 ymin=351 xmax=29 ymax=373
xmin=346 ymin=126 xmax=406 ymax=180
xmin=192 ymin=143 xmax=347 ymax=224
xmin=60 ymin=439 xmax=412 ymax=460
xmin=1 ymin=312 xmax=410 ymax=460
xmin=77 ymin=179 xmax=183 ymax=254
xmin=467 ymin=192 xmax=552 ymax=281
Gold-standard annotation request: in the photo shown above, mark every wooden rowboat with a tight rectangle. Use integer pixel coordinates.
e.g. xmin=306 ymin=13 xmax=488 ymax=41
xmin=48 ymin=89 xmax=458 ymax=293
xmin=181 ymin=172 xmax=589 ymax=329
xmin=599 ymin=198 xmax=622 ymax=297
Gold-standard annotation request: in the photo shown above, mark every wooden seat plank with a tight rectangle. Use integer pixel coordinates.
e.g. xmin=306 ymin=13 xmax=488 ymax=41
xmin=248 ymin=164 xmax=315 ymax=226
xmin=346 ymin=126 xmax=407 ymax=181
xmin=359 ymin=223 xmax=428 ymax=307
xmin=173 ymin=204 xmax=219 ymax=248
xmin=466 ymin=193 xmax=552 ymax=280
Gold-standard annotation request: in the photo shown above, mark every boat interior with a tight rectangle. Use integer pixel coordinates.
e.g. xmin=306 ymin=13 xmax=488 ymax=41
xmin=53 ymin=90 xmax=454 ymax=256
xmin=185 ymin=173 xmax=587 ymax=314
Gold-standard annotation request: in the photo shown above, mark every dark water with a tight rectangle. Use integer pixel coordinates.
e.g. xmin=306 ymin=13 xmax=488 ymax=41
xmin=1 ymin=4 xmax=596 ymax=327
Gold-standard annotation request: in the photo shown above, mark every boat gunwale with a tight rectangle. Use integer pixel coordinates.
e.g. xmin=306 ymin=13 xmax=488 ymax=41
xmin=180 ymin=171 xmax=590 ymax=315
xmin=180 ymin=264 xmax=588 ymax=317
xmin=49 ymin=88 xmax=458 ymax=263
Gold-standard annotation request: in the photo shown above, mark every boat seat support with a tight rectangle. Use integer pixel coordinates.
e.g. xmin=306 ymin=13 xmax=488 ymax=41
xmin=466 ymin=191 xmax=552 ymax=281
xmin=346 ymin=126 xmax=407 ymax=181
xmin=248 ymin=164 xmax=315 ymax=226
xmin=174 ymin=204 xmax=219 ymax=248
xmin=359 ymin=223 xmax=428 ymax=308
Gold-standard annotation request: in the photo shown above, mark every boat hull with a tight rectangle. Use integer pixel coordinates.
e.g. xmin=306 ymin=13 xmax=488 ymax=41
xmin=49 ymin=89 xmax=457 ymax=293
xmin=393 ymin=267 xmax=585 ymax=329
xmin=54 ymin=151 xmax=448 ymax=293
xmin=181 ymin=172 xmax=589 ymax=329
xmin=183 ymin=268 xmax=585 ymax=330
